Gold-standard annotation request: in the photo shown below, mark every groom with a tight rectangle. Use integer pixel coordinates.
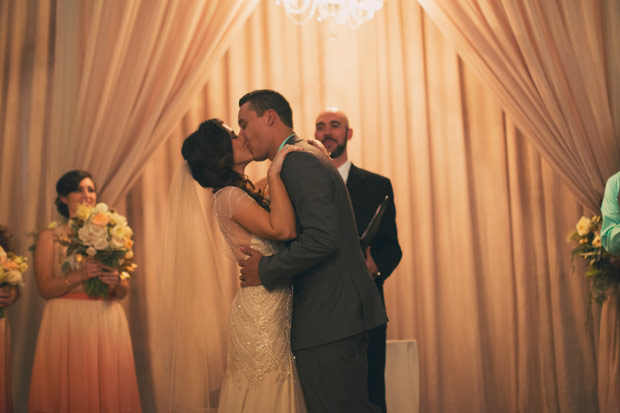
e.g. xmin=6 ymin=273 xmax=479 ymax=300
xmin=238 ymin=89 xmax=387 ymax=412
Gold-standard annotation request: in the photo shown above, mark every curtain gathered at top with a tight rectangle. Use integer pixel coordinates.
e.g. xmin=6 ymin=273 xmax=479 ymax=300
xmin=416 ymin=0 xmax=620 ymax=409
xmin=130 ymin=0 xmax=618 ymax=411
xmin=1 ymin=0 xmax=618 ymax=412
xmin=0 ymin=0 xmax=259 ymax=410
xmin=417 ymin=0 xmax=619 ymax=211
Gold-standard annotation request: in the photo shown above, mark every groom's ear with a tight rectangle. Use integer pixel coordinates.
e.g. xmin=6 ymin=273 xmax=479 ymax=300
xmin=265 ymin=109 xmax=277 ymax=126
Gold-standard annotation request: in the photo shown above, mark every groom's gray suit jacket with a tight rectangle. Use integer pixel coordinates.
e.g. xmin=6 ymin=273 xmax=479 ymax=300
xmin=259 ymin=136 xmax=388 ymax=351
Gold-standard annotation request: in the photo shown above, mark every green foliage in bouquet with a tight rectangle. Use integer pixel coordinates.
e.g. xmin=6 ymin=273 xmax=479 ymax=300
xmin=568 ymin=215 xmax=620 ymax=305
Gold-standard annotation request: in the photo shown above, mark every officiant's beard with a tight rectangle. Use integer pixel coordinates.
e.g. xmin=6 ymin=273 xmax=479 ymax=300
xmin=323 ymin=137 xmax=347 ymax=159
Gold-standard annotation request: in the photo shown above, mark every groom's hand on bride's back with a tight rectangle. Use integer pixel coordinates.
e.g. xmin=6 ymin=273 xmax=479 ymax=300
xmin=239 ymin=246 xmax=263 ymax=287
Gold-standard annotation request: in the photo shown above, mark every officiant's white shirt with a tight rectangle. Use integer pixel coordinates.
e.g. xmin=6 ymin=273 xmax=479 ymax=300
xmin=338 ymin=160 xmax=352 ymax=183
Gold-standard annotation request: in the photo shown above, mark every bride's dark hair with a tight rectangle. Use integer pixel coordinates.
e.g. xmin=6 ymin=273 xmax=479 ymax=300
xmin=182 ymin=118 xmax=269 ymax=210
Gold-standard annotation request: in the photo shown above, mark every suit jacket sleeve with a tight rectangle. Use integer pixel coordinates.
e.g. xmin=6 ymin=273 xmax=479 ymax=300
xmin=258 ymin=151 xmax=340 ymax=289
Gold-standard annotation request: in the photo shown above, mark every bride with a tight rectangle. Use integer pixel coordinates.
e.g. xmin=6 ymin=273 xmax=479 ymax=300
xmin=157 ymin=118 xmax=311 ymax=412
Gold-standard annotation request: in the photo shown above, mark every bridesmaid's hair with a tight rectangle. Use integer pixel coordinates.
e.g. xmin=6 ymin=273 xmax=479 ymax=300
xmin=182 ymin=119 xmax=270 ymax=210
xmin=55 ymin=170 xmax=96 ymax=218
xmin=0 ymin=225 xmax=13 ymax=251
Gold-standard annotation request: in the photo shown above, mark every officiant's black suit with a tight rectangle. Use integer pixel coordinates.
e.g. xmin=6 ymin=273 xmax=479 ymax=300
xmin=259 ymin=136 xmax=387 ymax=412
xmin=347 ymin=163 xmax=402 ymax=412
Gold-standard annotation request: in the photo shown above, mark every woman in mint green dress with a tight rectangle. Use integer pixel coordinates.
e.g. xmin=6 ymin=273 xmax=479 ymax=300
xmin=601 ymin=171 xmax=620 ymax=255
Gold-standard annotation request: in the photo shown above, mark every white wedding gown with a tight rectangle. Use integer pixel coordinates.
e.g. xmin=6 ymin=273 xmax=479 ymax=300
xmin=214 ymin=186 xmax=307 ymax=413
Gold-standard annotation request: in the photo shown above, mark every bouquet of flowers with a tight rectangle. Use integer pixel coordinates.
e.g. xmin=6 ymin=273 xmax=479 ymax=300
xmin=568 ymin=215 xmax=620 ymax=304
xmin=60 ymin=202 xmax=137 ymax=298
xmin=0 ymin=245 xmax=27 ymax=318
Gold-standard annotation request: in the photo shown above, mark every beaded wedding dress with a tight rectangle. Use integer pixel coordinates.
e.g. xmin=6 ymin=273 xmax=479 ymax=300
xmin=214 ymin=186 xmax=306 ymax=413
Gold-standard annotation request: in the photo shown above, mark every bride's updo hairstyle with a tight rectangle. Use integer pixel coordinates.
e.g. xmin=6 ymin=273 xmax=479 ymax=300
xmin=182 ymin=118 xmax=269 ymax=209
xmin=55 ymin=170 xmax=95 ymax=218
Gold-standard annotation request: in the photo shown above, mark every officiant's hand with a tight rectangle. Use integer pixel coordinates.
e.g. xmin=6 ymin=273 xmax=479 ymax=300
xmin=365 ymin=246 xmax=380 ymax=279
xmin=239 ymin=246 xmax=263 ymax=287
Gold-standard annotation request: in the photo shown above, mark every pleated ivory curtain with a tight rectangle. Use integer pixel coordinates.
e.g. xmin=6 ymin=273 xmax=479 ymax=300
xmin=416 ymin=0 xmax=619 ymax=211
xmin=0 ymin=1 xmax=259 ymax=411
xmin=129 ymin=0 xmax=618 ymax=411
xmin=2 ymin=0 xmax=619 ymax=412
xmin=415 ymin=0 xmax=620 ymax=409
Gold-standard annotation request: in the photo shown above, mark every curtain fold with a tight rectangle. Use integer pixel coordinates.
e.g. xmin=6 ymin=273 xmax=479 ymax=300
xmin=0 ymin=1 xmax=259 ymax=410
xmin=2 ymin=0 xmax=618 ymax=412
xmin=417 ymin=0 xmax=619 ymax=211
xmin=415 ymin=0 xmax=620 ymax=409
xmin=130 ymin=0 xmax=615 ymax=411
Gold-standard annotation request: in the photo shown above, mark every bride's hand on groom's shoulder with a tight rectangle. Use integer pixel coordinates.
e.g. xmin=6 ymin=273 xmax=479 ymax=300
xmin=239 ymin=246 xmax=264 ymax=288
xmin=307 ymin=138 xmax=331 ymax=158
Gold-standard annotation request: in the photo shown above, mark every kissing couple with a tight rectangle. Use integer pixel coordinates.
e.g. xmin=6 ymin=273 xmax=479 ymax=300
xmin=164 ymin=89 xmax=387 ymax=412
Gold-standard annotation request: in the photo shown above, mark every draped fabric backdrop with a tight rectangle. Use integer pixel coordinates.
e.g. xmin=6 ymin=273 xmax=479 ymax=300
xmin=0 ymin=1 xmax=259 ymax=411
xmin=1 ymin=0 xmax=619 ymax=412
xmin=417 ymin=0 xmax=619 ymax=212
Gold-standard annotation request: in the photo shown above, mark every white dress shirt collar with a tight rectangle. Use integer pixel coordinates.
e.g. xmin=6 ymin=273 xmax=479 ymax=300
xmin=337 ymin=160 xmax=352 ymax=183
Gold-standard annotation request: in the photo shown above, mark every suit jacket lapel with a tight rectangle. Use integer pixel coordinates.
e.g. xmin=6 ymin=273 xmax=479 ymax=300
xmin=346 ymin=163 xmax=365 ymax=203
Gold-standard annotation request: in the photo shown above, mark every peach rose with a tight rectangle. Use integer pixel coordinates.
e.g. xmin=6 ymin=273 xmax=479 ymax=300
xmin=92 ymin=213 xmax=109 ymax=227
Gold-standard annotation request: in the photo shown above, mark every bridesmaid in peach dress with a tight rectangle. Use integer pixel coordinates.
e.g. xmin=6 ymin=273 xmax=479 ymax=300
xmin=28 ymin=170 xmax=141 ymax=413
xmin=0 ymin=226 xmax=20 ymax=413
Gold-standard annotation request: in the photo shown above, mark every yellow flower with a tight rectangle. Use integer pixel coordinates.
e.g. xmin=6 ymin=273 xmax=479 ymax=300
xmin=576 ymin=216 xmax=592 ymax=236
xmin=47 ymin=220 xmax=59 ymax=229
xmin=125 ymin=250 xmax=134 ymax=260
xmin=593 ymin=233 xmax=602 ymax=247
xmin=76 ymin=204 xmax=92 ymax=221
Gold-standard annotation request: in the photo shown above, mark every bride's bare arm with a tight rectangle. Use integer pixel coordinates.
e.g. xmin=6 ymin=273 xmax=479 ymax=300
xmin=232 ymin=145 xmax=302 ymax=241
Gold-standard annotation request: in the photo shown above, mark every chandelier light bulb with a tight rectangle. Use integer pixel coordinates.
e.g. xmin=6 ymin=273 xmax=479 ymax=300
xmin=275 ymin=0 xmax=385 ymax=28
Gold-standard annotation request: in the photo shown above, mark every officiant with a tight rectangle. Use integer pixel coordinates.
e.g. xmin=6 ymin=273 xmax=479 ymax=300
xmin=315 ymin=108 xmax=402 ymax=413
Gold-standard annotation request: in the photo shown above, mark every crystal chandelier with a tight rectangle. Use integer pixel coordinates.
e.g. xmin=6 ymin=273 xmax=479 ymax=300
xmin=275 ymin=0 xmax=385 ymax=28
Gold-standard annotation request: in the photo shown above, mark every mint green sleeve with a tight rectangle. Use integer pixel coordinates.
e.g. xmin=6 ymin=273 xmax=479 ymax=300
xmin=601 ymin=171 xmax=620 ymax=255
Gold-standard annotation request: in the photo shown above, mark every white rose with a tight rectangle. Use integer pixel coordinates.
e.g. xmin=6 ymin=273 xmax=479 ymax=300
xmin=94 ymin=203 xmax=109 ymax=214
xmin=78 ymin=225 xmax=96 ymax=245
xmin=576 ymin=216 xmax=592 ymax=236
xmin=110 ymin=226 xmax=126 ymax=240
xmin=109 ymin=237 xmax=125 ymax=250
xmin=4 ymin=269 xmax=23 ymax=284
xmin=108 ymin=212 xmax=127 ymax=227
xmin=86 ymin=246 xmax=97 ymax=257
xmin=79 ymin=223 xmax=108 ymax=247
xmin=93 ymin=237 xmax=109 ymax=250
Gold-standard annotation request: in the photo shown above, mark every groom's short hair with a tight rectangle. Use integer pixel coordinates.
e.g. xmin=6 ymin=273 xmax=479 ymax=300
xmin=239 ymin=89 xmax=294 ymax=129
